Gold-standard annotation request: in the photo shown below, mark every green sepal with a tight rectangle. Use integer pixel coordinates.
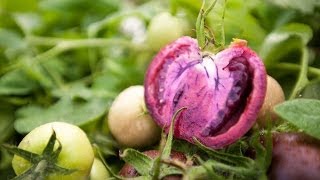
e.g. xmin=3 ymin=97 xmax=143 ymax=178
xmin=2 ymin=144 xmax=41 ymax=164
xmin=120 ymin=148 xmax=153 ymax=176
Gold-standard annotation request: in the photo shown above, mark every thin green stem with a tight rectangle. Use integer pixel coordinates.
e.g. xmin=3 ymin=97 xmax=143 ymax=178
xmin=87 ymin=11 xmax=146 ymax=38
xmin=195 ymin=0 xmax=219 ymax=49
xmin=289 ymin=48 xmax=309 ymax=99
xmin=203 ymin=0 xmax=218 ymax=17
xmin=273 ymin=63 xmax=320 ymax=77
xmin=196 ymin=0 xmax=206 ymax=49
xmin=26 ymin=36 xmax=63 ymax=46
xmin=1 ymin=38 xmax=145 ymax=75
xmin=220 ymin=0 xmax=227 ymax=48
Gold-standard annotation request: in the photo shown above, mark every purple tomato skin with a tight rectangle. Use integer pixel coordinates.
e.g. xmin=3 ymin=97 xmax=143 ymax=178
xmin=144 ymin=37 xmax=266 ymax=149
xmin=269 ymin=133 xmax=320 ymax=180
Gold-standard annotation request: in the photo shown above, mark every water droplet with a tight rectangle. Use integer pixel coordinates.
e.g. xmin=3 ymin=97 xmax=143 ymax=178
xmin=159 ymin=88 xmax=164 ymax=93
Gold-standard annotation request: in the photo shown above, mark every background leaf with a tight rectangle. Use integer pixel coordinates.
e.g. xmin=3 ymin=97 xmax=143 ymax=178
xmin=275 ymin=99 xmax=320 ymax=139
xmin=301 ymin=80 xmax=320 ymax=99
xmin=0 ymin=70 xmax=38 ymax=96
xmin=260 ymin=23 xmax=312 ymax=67
xmin=267 ymin=0 xmax=320 ymax=14
xmin=14 ymin=97 xmax=110 ymax=133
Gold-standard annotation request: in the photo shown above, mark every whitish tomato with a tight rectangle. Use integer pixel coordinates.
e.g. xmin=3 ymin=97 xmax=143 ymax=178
xmin=107 ymin=85 xmax=161 ymax=148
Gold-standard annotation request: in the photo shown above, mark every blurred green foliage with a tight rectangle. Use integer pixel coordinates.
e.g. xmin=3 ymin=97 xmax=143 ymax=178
xmin=0 ymin=0 xmax=320 ymax=178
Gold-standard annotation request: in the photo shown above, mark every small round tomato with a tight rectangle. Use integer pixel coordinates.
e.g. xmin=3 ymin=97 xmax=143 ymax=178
xmin=12 ymin=122 xmax=94 ymax=180
xmin=147 ymin=12 xmax=188 ymax=51
xmin=90 ymin=158 xmax=109 ymax=180
xmin=107 ymin=85 xmax=161 ymax=148
xmin=257 ymin=75 xmax=285 ymax=126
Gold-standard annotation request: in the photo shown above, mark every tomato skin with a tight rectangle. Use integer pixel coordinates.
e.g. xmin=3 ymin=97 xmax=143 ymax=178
xmin=107 ymin=85 xmax=161 ymax=148
xmin=147 ymin=12 xmax=187 ymax=51
xmin=12 ymin=122 xmax=94 ymax=180
xmin=89 ymin=158 xmax=109 ymax=180
xmin=257 ymin=75 xmax=285 ymax=126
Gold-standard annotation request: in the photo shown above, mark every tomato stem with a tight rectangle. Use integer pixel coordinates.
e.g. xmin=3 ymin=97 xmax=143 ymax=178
xmin=289 ymin=48 xmax=309 ymax=99
xmin=196 ymin=0 xmax=219 ymax=49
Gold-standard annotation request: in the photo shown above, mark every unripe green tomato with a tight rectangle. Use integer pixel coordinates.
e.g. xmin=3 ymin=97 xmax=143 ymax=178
xmin=89 ymin=158 xmax=109 ymax=180
xmin=258 ymin=75 xmax=285 ymax=126
xmin=107 ymin=85 xmax=161 ymax=148
xmin=147 ymin=12 xmax=187 ymax=51
xmin=12 ymin=122 xmax=94 ymax=180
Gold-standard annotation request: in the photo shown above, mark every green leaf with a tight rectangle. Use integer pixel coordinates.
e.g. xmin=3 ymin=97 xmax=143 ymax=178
xmin=194 ymin=139 xmax=254 ymax=168
xmin=250 ymin=129 xmax=272 ymax=171
xmin=89 ymin=132 xmax=117 ymax=157
xmin=0 ymin=0 xmax=37 ymax=12
xmin=301 ymin=80 xmax=320 ymax=99
xmin=158 ymin=166 xmax=183 ymax=179
xmin=14 ymin=97 xmax=109 ymax=133
xmin=0 ymin=70 xmax=38 ymax=95
xmin=268 ymin=0 xmax=320 ymax=14
xmin=0 ymin=28 xmax=28 ymax=59
xmin=120 ymin=148 xmax=153 ymax=176
xmin=260 ymin=23 xmax=312 ymax=67
xmin=208 ymin=0 xmax=267 ymax=51
xmin=0 ymin=102 xmax=14 ymax=144
xmin=13 ymin=13 xmax=42 ymax=34
xmin=275 ymin=99 xmax=320 ymax=139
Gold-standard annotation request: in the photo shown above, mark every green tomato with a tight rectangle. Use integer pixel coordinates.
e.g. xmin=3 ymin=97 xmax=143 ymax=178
xmin=12 ymin=122 xmax=94 ymax=180
xmin=89 ymin=158 xmax=109 ymax=180
xmin=147 ymin=12 xmax=188 ymax=51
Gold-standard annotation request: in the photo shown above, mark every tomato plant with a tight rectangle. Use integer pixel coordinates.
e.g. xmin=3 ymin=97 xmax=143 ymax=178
xmin=1 ymin=0 xmax=320 ymax=179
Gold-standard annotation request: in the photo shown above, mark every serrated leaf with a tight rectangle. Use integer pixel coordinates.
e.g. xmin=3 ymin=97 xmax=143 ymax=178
xmin=194 ymin=139 xmax=254 ymax=168
xmin=14 ymin=97 xmax=109 ymax=133
xmin=260 ymin=23 xmax=313 ymax=67
xmin=275 ymin=98 xmax=320 ymax=139
xmin=120 ymin=148 xmax=153 ymax=176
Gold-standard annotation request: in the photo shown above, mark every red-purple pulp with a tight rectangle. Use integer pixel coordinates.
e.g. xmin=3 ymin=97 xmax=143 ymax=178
xmin=144 ymin=37 xmax=266 ymax=149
